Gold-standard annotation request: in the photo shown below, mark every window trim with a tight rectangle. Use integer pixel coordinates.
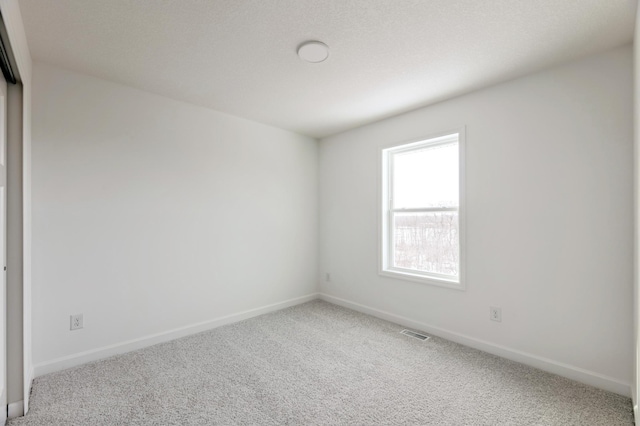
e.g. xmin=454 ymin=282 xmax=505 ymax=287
xmin=378 ymin=128 xmax=466 ymax=291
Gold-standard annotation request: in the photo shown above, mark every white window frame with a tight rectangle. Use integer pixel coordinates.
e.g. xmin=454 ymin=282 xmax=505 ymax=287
xmin=379 ymin=128 xmax=466 ymax=290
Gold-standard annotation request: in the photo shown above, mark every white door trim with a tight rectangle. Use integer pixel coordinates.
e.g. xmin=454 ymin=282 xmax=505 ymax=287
xmin=0 ymin=0 xmax=33 ymax=414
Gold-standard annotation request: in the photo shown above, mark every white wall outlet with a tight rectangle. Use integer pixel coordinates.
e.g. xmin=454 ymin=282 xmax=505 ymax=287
xmin=70 ymin=314 xmax=84 ymax=330
xmin=325 ymin=273 xmax=331 ymax=282
xmin=490 ymin=307 xmax=502 ymax=322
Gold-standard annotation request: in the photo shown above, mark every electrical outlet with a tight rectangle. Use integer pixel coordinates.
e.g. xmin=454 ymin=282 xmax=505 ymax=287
xmin=490 ymin=307 xmax=502 ymax=322
xmin=70 ymin=314 xmax=83 ymax=330
xmin=325 ymin=273 xmax=331 ymax=282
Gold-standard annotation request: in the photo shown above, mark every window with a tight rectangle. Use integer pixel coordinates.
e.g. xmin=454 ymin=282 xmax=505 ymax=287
xmin=380 ymin=130 xmax=465 ymax=289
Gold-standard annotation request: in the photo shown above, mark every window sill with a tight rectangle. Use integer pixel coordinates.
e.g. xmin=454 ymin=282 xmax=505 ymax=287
xmin=379 ymin=269 xmax=465 ymax=291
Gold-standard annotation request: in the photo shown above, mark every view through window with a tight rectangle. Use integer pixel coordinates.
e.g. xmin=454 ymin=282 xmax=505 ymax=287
xmin=381 ymin=132 xmax=464 ymax=288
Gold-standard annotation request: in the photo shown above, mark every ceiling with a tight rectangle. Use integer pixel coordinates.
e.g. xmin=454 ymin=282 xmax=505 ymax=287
xmin=18 ymin=0 xmax=637 ymax=138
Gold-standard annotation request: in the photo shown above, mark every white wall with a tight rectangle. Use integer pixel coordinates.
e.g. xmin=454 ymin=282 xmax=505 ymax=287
xmin=320 ymin=45 xmax=633 ymax=394
xmin=31 ymin=63 xmax=318 ymax=368
xmin=633 ymin=4 xmax=640 ymax=414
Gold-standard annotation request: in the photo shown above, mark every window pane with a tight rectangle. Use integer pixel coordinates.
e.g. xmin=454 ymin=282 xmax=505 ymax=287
xmin=393 ymin=142 xmax=458 ymax=209
xmin=393 ymin=211 xmax=459 ymax=276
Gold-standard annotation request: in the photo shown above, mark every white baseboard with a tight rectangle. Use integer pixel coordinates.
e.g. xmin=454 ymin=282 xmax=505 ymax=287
xmin=320 ymin=293 xmax=631 ymax=397
xmin=35 ymin=293 xmax=319 ymax=377
xmin=633 ymin=383 xmax=638 ymax=423
xmin=24 ymin=365 xmax=33 ymax=414
xmin=0 ymin=387 xmax=5 ymax=425
xmin=7 ymin=401 xmax=23 ymax=419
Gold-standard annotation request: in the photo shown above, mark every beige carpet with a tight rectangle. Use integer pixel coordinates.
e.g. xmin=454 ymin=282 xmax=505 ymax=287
xmin=9 ymin=300 xmax=633 ymax=425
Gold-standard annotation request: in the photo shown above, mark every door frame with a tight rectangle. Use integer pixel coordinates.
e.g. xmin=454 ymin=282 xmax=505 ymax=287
xmin=0 ymin=1 xmax=32 ymax=418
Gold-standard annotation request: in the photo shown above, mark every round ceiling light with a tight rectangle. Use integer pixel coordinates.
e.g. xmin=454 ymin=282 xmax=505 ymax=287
xmin=297 ymin=41 xmax=329 ymax=63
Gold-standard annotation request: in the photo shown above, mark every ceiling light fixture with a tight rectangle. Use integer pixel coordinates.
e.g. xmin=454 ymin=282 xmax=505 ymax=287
xmin=297 ymin=41 xmax=329 ymax=63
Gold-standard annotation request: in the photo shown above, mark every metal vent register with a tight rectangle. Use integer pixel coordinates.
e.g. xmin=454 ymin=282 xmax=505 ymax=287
xmin=400 ymin=329 xmax=430 ymax=341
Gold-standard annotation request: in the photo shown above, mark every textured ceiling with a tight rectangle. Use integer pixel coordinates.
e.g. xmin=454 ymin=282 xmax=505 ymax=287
xmin=19 ymin=0 xmax=637 ymax=138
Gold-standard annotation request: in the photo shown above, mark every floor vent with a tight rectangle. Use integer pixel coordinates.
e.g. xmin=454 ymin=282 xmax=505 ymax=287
xmin=400 ymin=329 xmax=430 ymax=341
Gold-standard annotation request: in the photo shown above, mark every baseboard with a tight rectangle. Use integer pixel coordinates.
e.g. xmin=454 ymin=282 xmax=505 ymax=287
xmin=7 ymin=401 xmax=23 ymax=419
xmin=24 ymin=365 xmax=33 ymax=414
xmin=35 ymin=293 xmax=319 ymax=377
xmin=632 ymin=381 xmax=637 ymax=423
xmin=320 ymin=293 xmax=631 ymax=397
xmin=0 ymin=387 xmax=5 ymax=425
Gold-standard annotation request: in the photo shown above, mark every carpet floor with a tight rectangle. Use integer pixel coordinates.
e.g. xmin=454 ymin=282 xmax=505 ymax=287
xmin=8 ymin=300 xmax=634 ymax=425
